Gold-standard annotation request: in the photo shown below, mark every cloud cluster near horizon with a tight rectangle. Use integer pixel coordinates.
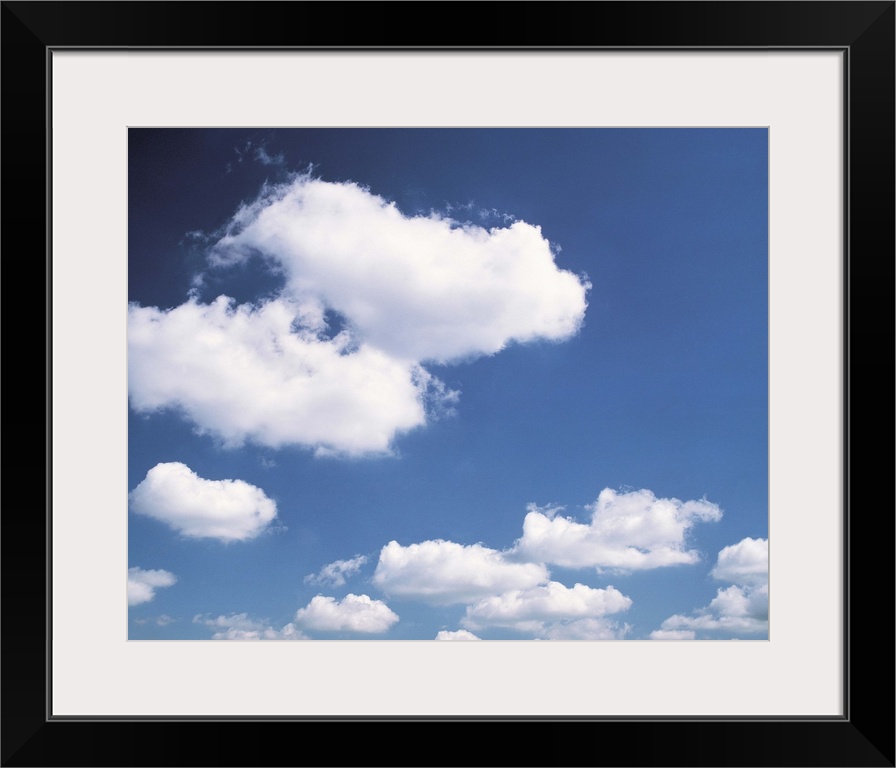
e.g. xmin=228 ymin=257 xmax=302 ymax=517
xmin=364 ymin=488 xmax=721 ymax=640
xmin=128 ymin=174 xmax=590 ymax=456
xmin=131 ymin=473 xmax=734 ymax=639
xmin=651 ymin=537 xmax=769 ymax=639
xmin=194 ymin=612 xmax=307 ymax=640
xmin=185 ymin=487 xmax=724 ymax=640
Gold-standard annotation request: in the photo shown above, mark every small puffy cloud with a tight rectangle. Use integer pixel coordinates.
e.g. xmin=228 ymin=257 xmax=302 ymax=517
xmin=372 ymin=539 xmax=549 ymax=605
xmin=129 ymin=462 xmax=278 ymax=541
xmin=711 ymin=537 xmax=768 ymax=586
xmin=129 ymin=175 xmax=588 ymax=456
xmin=208 ymin=175 xmax=590 ymax=364
xmin=294 ymin=594 xmax=399 ymax=634
xmin=435 ymin=629 xmax=481 ymax=641
xmin=127 ymin=567 xmax=177 ymax=606
xmin=513 ymin=489 xmax=722 ymax=571
xmin=304 ymin=555 xmax=368 ymax=588
xmin=461 ymin=581 xmax=632 ymax=636
xmin=653 ymin=537 xmax=769 ymax=638
xmin=194 ymin=612 xmax=308 ymax=640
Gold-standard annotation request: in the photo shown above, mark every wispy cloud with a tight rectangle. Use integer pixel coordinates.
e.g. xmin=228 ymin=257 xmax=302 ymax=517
xmin=304 ymin=555 xmax=368 ymax=587
xmin=194 ymin=612 xmax=307 ymax=640
xmin=231 ymin=139 xmax=285 ymax=168
xmin=128 ymin=567 xmax=177 ymax=606
xmin=254 ymin=144 xmax=285 ymax=166
xmin=129 ymin=462 xmax=280 ymax=541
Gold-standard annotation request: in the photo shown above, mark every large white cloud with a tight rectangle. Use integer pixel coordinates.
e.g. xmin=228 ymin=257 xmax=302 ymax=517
xmin=372 ymin=539 xmax=549 ymax=605
xmin=652 ymin=537 xmax=769 ymax=638
xmin=129 ymin=462 xmax=279 ymax=541
xmin=461 ymin=581 xmax=632 ymax=636
xmin=513 ymin=489 xmax=722 ymax=571
xmin=129 ymin=175 xmax=588 ymax=455
xmin=208 ymin=175 xmax=590 ymax=363
xmin=128 ymin=298 xmax=439 ymax=455
xmin=127 ymin=567 xmax=177 ymax=606
xmin=294 ymin=594 xmax=399 ymax=634
xmin=194 ymin=612 xmax=308 ymax=640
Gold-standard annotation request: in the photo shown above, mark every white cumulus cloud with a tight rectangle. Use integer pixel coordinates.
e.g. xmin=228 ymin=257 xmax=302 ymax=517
xmin=128 ymin=298 xmax=438 ymax=456
xmin=129 ymin=462 xmax=279 ymax=542
xmin=294 ymin=594 xmax=399 ymax=634
xmin=653 ymin=537 xmax=769 ymax=638
xmin=372 ymin=539 xmax=549 ymax=605
xmin=513 ymin=489 xmax=722 ymax=571
xmin=208 ymin=175 xmax=590 ymax=363
xmin=129 ymin=174 xmax=588 ymax=456
xmin=128 ymin=567 xmax=177 ymax=606
xmin=461 ymin=581 xmax=632 ymax=636
xmin=194 ymin=612 xmax=308 ymax=640
xmin=711 ymin=536 xmax=768 ymax=586
xmin=304 ymin=555 xmax=368 ymax=587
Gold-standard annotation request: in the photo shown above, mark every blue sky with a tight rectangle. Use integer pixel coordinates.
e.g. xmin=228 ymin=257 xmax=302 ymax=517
xmin=128 ymin=128 xmax=768 ymax=641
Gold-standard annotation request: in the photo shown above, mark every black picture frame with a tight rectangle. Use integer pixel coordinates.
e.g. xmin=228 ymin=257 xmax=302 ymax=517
xmin=3 ymin=2 xmax=893 ymax=766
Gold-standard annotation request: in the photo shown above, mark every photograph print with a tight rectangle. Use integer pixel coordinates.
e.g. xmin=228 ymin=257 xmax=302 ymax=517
xmin=128 ymin=127 xmax=769 ymax=642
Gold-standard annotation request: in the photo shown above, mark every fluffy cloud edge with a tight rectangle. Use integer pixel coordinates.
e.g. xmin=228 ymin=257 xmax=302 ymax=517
xmin=128 ymin=567 xmax=177 ymax=606
xmin=461 ymin=581 xmax=633 ymax=636
xmin=372 ymin=539 xmax=549 ymax=605
xmin=294 ymin=594 xmax=399 ymax=634
xmin=129 ymin=461 xmax=279 ymax=542
xmin=512 ymin=489 xmax=723 ymax=571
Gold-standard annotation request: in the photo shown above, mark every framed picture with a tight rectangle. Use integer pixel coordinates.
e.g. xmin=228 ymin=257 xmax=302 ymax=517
xmin=6 ymin=2 xmax=892 ymax=766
